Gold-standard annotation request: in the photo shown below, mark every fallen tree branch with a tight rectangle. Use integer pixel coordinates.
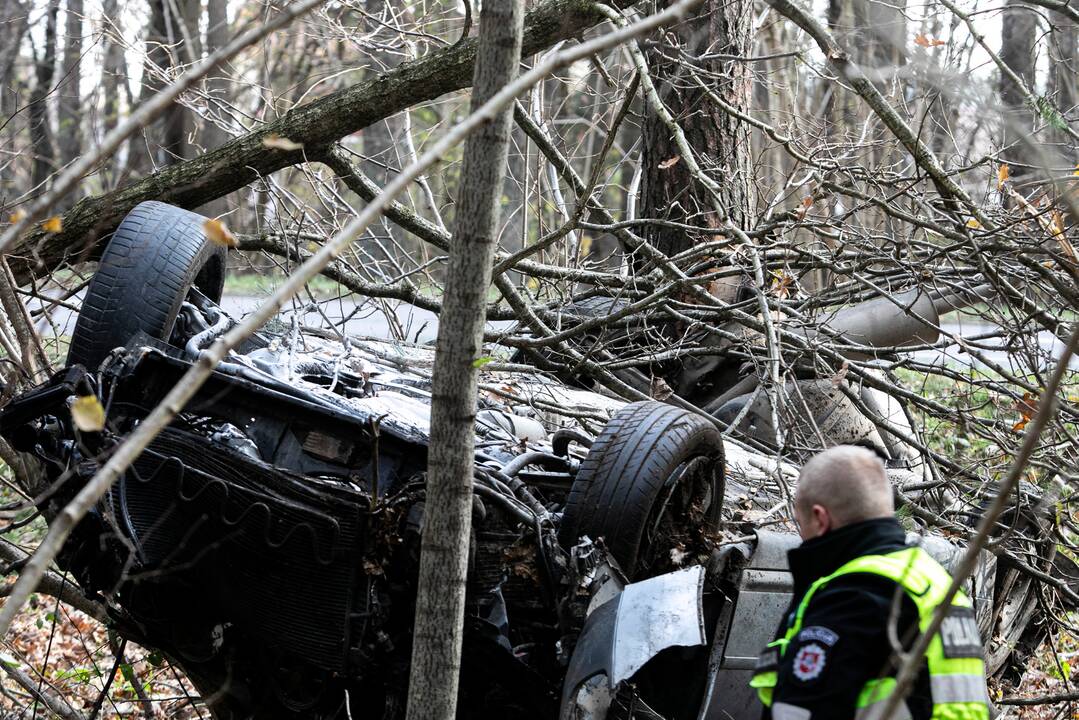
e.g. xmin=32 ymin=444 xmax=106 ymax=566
xmin=0 ymin=0 xmax=327 ymax=257
xmin=6 ymin=0 xmax=638 ymax=284
xmin=998 ymin=690 xmax=1079 ymax=706
xmin=1021 ymin=0 xmax=1079 ymax=23
xmin=0 ymin=539 xmax=107 ymax=623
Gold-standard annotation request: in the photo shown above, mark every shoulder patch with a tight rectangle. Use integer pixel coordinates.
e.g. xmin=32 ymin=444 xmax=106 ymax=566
xmin=792 ymin=643 xmax=827 ymax=681
xmin=939 ymin=606 xmax=983 ymax=659
xmin=797 ymin=625 xmax=839 ymax=646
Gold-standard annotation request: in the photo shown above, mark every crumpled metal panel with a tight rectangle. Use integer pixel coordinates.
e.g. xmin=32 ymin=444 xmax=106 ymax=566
xmin=610 ymin=565 xmax=706 ymax=685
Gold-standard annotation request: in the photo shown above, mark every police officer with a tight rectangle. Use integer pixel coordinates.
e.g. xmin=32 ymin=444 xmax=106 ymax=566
xmin=750 ymin=445 xmax=992 ymax=720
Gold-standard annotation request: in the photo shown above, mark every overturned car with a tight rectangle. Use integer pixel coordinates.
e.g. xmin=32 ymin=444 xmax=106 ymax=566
xmin=0 ymin=202 xmax=1060 ymax=719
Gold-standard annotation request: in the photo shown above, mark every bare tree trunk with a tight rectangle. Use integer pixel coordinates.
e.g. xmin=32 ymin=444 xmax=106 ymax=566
xmin=361 ymin=0 xmax=407 ymax=250
xmin=199 ymin=0 xmax=231 ymax=217
xmin=1000 ymin=0 xmax=1037 ymax=185
xmin=99 ymin=0 xmax=124 ymax=139
xmin=638 ymin=0 xmax=752 ymax=297
xmin=404 ymin=1 xmax=524 ymax=718
xmin=0 ymin=1 xmax=28 ymax=93
xmin=129 ymin=0 xmax=199 ymax=173
xmin=57 ymin=0 xmax=82 ymax=167
xmin=0 ymin=0 xmax=30 ymax=203
xmin=1048 ymin=11 xmax=1077 ymax=158
xmin=827 ymin=0 xmax=907 ymax=243
xmin=30 ymin=0 xmax=60 ymax=191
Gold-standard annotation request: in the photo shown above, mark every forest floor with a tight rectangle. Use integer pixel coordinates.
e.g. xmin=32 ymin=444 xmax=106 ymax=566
xmin=0 ymin=599 xmax=1073 ymax=717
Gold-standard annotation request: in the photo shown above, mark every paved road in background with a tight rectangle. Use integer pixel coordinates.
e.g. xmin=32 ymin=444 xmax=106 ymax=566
xmin=33 ymin=293 xmax=1076 ymax=371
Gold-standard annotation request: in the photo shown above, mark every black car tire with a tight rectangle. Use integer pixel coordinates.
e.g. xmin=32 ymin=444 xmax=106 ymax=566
xmin=68 ymin=201 xmax=227 ymax=369
xmin=559 ymin=401 xmax=725 ymax=577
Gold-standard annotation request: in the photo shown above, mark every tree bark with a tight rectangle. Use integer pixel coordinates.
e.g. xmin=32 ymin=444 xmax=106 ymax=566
xmin=405 ymin=0 xmax=524 ymax=718
xmin=1000 ymin=0 xmax=1037 ymax=184
xmin=57 ymin=0 xmax=82 ymax=169
xmin=638 ymin=0 xmax=752 ymax=294
xmin=1048 ymin=10 xmax=1077 ymax=156
xmin=198 ymin=0 xmax=231 ymax=217
xmin=29 ymin=0 xmax=60 ymax=192
xmin=0 ymin=0 xmax=30 ymax=202
xmin=9 ymin=0 xmax=635 ymax=284
xmin=128 ymin=0 xmax=199 ymax=174
xmin=99 ymin=0 xmax=124 ymax=138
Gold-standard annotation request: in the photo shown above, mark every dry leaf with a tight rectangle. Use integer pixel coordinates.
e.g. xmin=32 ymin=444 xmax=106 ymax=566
xmin=914 ymin=34 xmax=946 ymax=48
xmin=577 ymin=235 xmax=593 ymax=258
xmin=203 ymin=218 xmax=237 ymax=248
xmin=1073 ymin=165 xmax=1079 ymax=177
xmin=966 ymin=218 xmax=981 ymax=229
xmin=997 ymin=164 xmax=1010 ymax=189
xmin=658 ymin=155 xmax=681 ymax=170
xmin=261 ymin=134 xmax=304 ymax=151
xmin=770 ymin=270 xmax=794 ymax=299
xmin=71 ymin=395 xmax=105 ymax=432
xmin=831 ymin=360 xmax=850 ymax=387
xmin=1013 ymin=391 xmax=1037 ymax=432
xmin=650 ymin=376 xmax=674 ymax=401
xmin=41 ymin=216 xmax=62 ymax=233
xmin=8 ymin=209 xmax=27 ymax=224
xmin=796 ymin=196 xmax=813 ymax=221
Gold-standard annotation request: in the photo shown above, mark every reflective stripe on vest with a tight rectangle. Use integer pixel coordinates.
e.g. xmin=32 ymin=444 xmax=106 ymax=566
xmin=750 ymin=546 xmax=990 ymax=720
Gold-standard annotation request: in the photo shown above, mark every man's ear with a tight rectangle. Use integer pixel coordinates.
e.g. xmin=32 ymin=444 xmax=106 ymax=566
xmin=812 ymin=504 xmax=831 ymax=535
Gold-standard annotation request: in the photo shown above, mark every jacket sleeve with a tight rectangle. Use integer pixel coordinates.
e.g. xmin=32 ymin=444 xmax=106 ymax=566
xmin=770 ymin=579 xmax=911 ymax=720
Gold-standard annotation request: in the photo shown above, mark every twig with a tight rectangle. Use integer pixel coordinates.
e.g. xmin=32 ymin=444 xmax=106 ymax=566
xmin=999 ymin=690 xmax=1079 ymax=706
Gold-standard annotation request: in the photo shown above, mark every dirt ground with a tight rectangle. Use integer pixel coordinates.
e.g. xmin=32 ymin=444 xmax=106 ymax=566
xmin=0 ymin=597 xmax=1074 ymax=718
xmin=0 ymin=600 xmax=201 ymax=718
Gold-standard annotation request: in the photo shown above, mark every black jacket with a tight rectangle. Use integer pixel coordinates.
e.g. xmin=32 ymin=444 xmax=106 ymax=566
xmin=764 ymin=518 xmax=934 ymax=720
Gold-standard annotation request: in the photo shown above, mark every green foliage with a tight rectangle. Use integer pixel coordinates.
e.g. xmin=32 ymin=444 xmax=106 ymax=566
xmin=1032 ymin=95 xmax=1069 ymax=132
xmin=54 ymin=666 xmax=98 ymax=683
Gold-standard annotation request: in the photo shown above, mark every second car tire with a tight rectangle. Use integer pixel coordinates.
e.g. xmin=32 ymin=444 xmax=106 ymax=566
xmin=559 ymin=401 xmax=725 ymax=577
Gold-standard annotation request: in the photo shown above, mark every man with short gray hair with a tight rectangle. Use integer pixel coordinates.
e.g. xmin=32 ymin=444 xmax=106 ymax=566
xmin=750 ymin=445 xmax=990 ymax=720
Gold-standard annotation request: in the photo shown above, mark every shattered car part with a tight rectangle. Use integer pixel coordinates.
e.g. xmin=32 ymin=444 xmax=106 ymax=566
xmin=561 ymin=567 xmax=707 ymax=720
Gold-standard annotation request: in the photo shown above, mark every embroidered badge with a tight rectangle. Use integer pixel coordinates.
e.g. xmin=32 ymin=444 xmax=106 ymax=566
xmin=792 ymin=643 xmax=827 ymax=681
xmin=797 ymin=626 xmax=839 ymax=646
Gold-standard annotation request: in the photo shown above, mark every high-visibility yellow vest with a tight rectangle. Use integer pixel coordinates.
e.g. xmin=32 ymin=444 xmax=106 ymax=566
xmin=749 ymin=546 xmax=990 ymax=720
